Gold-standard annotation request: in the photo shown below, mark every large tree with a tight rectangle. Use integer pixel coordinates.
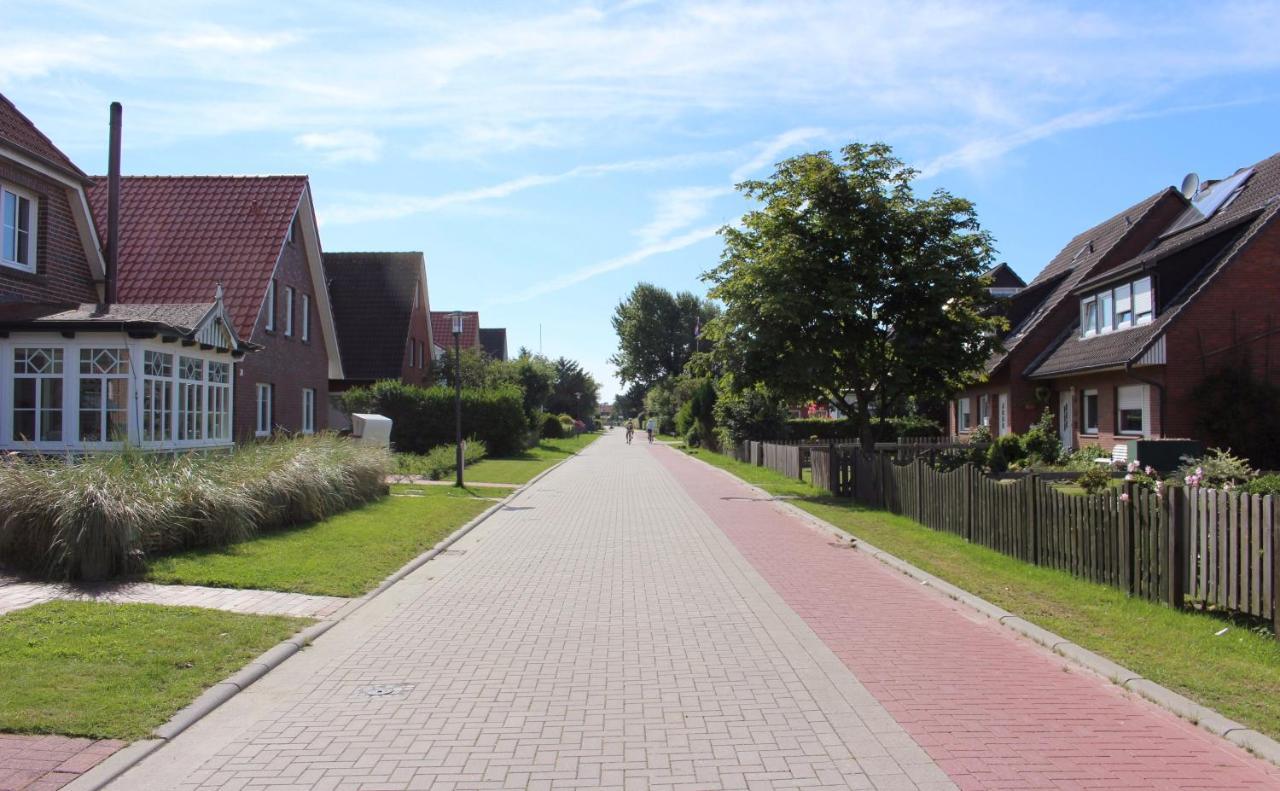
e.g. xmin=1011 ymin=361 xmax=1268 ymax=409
xmin=546 ymin=357 xmax=600 ymax=419
xmin=610 ymin=283 xmax=719 ymax=389
xmin=703 ymin=142 xmax=1004 ymax=447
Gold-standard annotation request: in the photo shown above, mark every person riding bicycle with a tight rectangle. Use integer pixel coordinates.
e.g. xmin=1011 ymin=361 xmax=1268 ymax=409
xmin=646 ymin=416 xmax=656 ymax=444
xmin=625 ymin=421 xmax=634 ymax=444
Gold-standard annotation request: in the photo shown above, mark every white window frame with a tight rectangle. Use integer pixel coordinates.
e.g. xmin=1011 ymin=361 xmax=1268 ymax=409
xmin=255 ymin=383 xmax=273 ymax=437
xmin=283 ymin=286 xmax=295 ymax=337
xmin=978 ymin=394 xmax=990 ymax=428
xmin=1082 ymin=389 xmax=1099 ymax=435
xmin=142 ymin=350 xmax=174 ymax=444
xmin=11 ymin=347 xmax=64 ymax=444
xmin=1081 ymin=296 xmax=1098 ymax=337
xmin=957 ymin=397 xmax=972 ymax=432
xmin=1082 ymin=276 xmax=1155 ymax=338
xmin=264 ymin=279 xmax=276 ymax=332
xmin=77 ymin=347 xmax=130 ymax=445
xmin=997 ymin=393 xmax=1009 ymax=436
xmin=1116 ymin=384 xmax=1148 ymax=436
xmin=301 ymin=293 xmax=310 ymax=341
xmin=1133 ymin=276 xmax=1153 ymax=325
xmin=301 ymin=387 xmax=315 ymax=435
xmin=177 ymin=356 xmax=205 ymax=441
xmin=206 ymin=361 xmax=232 ymax=442
xmin=1 ymin=185 xmax=37 ymax=273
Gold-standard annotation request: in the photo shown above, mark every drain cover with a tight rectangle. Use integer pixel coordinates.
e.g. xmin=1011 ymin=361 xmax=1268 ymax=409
xmin=359 ymin=684 xmax=411 ymax=697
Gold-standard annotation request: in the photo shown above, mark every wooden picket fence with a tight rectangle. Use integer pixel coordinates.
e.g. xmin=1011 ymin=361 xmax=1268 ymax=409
xmin=808 ymin=449 xmax=1278 ymax=630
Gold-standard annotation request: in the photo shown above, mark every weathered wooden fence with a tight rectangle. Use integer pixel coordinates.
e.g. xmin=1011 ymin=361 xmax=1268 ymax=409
xmin=814 ymin=450 xmax=1278 ymax=628
xmin=761 ymin=443 xmax=803 ymax=480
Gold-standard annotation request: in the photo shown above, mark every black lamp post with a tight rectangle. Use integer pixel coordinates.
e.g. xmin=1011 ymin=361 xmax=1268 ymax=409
xmin=452 ymin=311 xmax=464 ymax=487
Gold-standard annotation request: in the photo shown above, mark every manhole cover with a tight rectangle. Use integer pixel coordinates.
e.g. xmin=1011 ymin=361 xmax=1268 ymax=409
xmin=359 ymin=683 xmax=412 ymax=697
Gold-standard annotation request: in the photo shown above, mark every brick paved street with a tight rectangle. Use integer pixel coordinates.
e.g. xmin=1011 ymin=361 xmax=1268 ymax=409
xmin=109 ymin=431 xmax=1280 ymax=789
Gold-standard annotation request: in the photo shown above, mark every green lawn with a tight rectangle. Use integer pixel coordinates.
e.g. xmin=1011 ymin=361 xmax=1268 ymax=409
xmin=688 ymin=448 xmax=1280 ymax=740
xmin=0 ymin=601 xmax=306 ymax=740
xmin=462 ymin=433 xmax=600 ymax=485
xmin=146 ymin=488 xmax=494 ymax=597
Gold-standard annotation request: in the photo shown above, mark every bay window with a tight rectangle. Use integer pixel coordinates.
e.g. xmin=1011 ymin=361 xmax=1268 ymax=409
xmin=177 ymin=356 xmax=205 ymax=441
xmin=12 ymin=348 xmax=62 ymax=442
xmin=142 ymin=351 xmax=173 ymax=443
xmin=1 ymin=186 xmax=36 ymax=272
xmin=78 ymin=348 xmax=129 ymax=442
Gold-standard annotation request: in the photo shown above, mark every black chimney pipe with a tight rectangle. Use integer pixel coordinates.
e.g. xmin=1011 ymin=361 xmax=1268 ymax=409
xmin=105 ymin=101 xmax=122 ymax=307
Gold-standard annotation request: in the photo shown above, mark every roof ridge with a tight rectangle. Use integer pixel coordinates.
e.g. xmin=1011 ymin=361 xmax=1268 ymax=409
xmin=0 ymin=92 xmax=89 ymax=179
xmin=89 ymin=173 xmax=309 ymax=181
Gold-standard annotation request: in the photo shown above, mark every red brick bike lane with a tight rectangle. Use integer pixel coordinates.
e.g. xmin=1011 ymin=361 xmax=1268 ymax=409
xmin=653 ymin=446 xmax=1280 ymax=790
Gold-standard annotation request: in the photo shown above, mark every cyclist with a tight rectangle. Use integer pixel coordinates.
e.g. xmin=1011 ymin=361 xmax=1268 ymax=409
xmin=646 ymin=416 xmax=656 ymax=444
xmin=625 ymin=421 xmax=634 ymax=444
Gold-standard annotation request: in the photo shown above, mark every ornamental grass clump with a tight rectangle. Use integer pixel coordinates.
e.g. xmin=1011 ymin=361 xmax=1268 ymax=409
xmin=0 ymin=435 xmax=390 ymax=581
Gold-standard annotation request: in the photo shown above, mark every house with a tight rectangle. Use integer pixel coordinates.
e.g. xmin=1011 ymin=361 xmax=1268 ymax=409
xmin=86 ymin=174 xmax=343 ymax=440
xmin=952 ymin=151 xmax=1280 ymax=456
xmin=430 ymin=310 xmax=479 ymax=362
xmin=0 ymin=96 xmax=251 ymax=452
xmin=982 ymin=262 xmax=1026 ymax=298
xmin=479 ymin=327 xmax=508 ymax=361
xmin=323 ymin=251 xmax=434 ymax=391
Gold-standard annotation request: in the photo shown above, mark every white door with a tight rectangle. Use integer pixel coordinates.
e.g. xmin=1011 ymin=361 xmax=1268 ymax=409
xmin=997 ymin=393 xmax=1009 ymax=436
xmin=1058 ymin=391 xmax=1073 ymax=450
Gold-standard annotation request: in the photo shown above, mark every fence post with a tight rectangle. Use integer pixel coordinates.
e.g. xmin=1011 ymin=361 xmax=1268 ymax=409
xmin=1027 ymin=474 xmax=1040 ymax=565
xmin=1167 ymin=485 xmax=1186 ymax=609
xmin=914 ymin=458 xmax=923 ymax=523
xmin=964 ymin=464 xmax=974 ymax=542
xmin=1272 ymin=495 xmax=1279 ymax=639
xmin=1122 ymin=481 xmax=1135 ymax=596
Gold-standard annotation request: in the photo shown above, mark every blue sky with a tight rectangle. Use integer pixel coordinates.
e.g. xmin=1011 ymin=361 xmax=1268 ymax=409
xmin=7 ymin=1 xmax=1280 ymax=400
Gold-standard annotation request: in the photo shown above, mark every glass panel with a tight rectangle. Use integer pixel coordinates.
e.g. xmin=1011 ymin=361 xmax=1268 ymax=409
xmin=13 ymin=377 xmax=35 ymax=410
xmin=2 ymin=190 xmax=14 ymax=262
xmin=1098 ymin=291 xmax=1114 ymax=332
xmin=207 ymin=361 xmax=229 ymax=384
xmin=1083 ymin=393 xmax=1098 ymax=432
xmin=40 ymin=378 xmax=62 ymax=441
xmin=1114 ymin=283 xmax=1132 ymax=328
xmin=106 ymin=379 xmax=128 ymax=442
xmin=143 ymin=378 xmax=173 ymax=442
xmin=1133 ymin=277 xmax=1153 ymax=323
xmin=1082 ymin=299 xmax=1097 ymax=336
xmin=144 ymin=350 xmax=172 ymax=377
xmin=1119 ymin=409 xmax=1143 ymax=432
xmin=179 ymin=356 xmax=203 ymax=381
xmin=15 ymin=348 xmax=62 ymax=375
xmin=80 ymin=348 xmax=129 ymax=375
xmin=12 ymin=378 xmax=34 ymax=440
xmin=15 ymin=195 xmax=30 ymax=266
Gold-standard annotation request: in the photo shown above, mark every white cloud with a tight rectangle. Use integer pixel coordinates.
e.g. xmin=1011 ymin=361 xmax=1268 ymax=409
xmin=295 ymin=130 xmax=384 ymax=165
xmin=635 ymin=186 xmax=733 ymax=245
xmin=730 ymin=127 xmax=828 ymax=182
xmin=165 ymin=28 xmax=298 ymax=55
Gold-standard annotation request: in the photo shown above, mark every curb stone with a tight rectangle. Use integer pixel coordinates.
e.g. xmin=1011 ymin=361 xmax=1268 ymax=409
xmin=670 ymin=445 xmax=1280 ymax=770
xmin=65 ymin=453 xmax=579 ymax=791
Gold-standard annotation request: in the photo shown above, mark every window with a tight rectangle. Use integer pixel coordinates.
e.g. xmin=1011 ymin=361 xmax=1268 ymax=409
xmin=1082 ymin=389 xmax=1099 ymax=435
xmin=256 ymin=383 xmax=273 ymax=437
xmin=957 ymin=398 xmax=972 ymax=432
xmin=177 ymin=356 xmax=204 ymax=441
xmin=302 ymin=388 xmax=315 ymax=435
xmin=1117 ymin=385 xmax=1147 ymax=435
xmin=12 ymin=348 xmax=62 ymax=442
xmin=978 ymin=395 xmax=990 ymax=428
xmin=1098 ymin=290 xmax=1114 ymax=333
xmin=265 ymin=279 xmax=276 ymax=331
xmin=1081 ymin=276 xmax=1155 ymax=337
xmin=301 ymin=294 xmax=310 ymax=341
xmin=1081 ymin=297 xmax=1099 ymax=337
xmin=284 ymin=286 xmax=295 ymax=337
xmin=997 ymin=393 xmax=1009 ymax=436
xmin=142 ymin=351 xmax=173 ymax=443
xmin=207 ymin=362 xmax=231 ymax=441
xmin=78 ymin=348 xmax=129 ymax=442
xmin=1113 ymin=281 xmax=1132 ymax=328
xmin=1 ymin=187 xmax=36 ymax=272
xmin=286 ymin=216 xmax=296 ymax=244
xmin=1133 ymin=277 xmax=1153 ymax=325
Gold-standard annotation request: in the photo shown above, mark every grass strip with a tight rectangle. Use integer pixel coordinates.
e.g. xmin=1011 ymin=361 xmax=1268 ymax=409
xmin=146 ymin=488 xmax=493 ymax=597
xmin=462 ymin=433 xmax=600 ymax=485
xmin=687 ymin=447 xmax=1280 ymax=740
xmin=0 ymin=601 xmax=306 ymax=740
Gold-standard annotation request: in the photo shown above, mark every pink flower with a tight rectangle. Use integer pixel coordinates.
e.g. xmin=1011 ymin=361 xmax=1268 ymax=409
xmin=1128 ymin=461 xmax=1140 ymax=472
xmin=1120 ymin=492 xmax=1130 ymax=502
xmin=1145 ymin=466 xmax=1156 ymax=476
xmin=1124 ymin=473 xmax=1135 ymax=481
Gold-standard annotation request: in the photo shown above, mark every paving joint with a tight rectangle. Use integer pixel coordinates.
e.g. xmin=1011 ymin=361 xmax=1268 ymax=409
xmin=63 ymin=455 xmax=576 ymax=791
xmin=674 ymin=445 xmax=1280 ymax=771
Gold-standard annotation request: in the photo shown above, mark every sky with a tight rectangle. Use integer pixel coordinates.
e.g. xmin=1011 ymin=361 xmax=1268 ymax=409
xmin=6 ymin=1 xmax=1280 ymax=400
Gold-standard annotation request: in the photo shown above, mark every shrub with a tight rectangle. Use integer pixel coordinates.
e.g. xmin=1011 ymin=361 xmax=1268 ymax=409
xmin=714 ymin=383 xmax=788 ymax=445
xmin=341 ymin=380 xmax=527 ymax=456
xmin=684 ymin=426 xmax=701 ymax=448
xmin=1244 ymin=474 xmax=1280 ymax=496
xmin=1075 ymin=464 xmax=1113 ymax=496
xmin=0 ymin=436 xmax=389 ymax=581
xmin=1059 ymin=444 xmax=1106 ymax=472
xmin=557 ymin=414 xmax=576 ymax=435
xmin=540 ymin=413 xmax=565 ymax=438
xmin=394 ymin=440 xmax=487 ymax=481
xmin=1192 ymin=364 xmax=1280 ymax=470
xmin=1176 ymin=448 xmax=1257 ymax=489
xmin=1021 ymin=407 xmax=1061 ymax=465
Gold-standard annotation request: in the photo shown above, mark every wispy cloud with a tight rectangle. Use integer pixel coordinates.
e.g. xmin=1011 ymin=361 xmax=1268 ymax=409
xmin=730 ymin=127 xmax=827 ymax=182
xmin=295 ymin=130 xmax=384 ymax=165
xmin=492 ymin=224 xmax=723 ymax=305
xmin=635 ymin=186 xmax=733 ymax=245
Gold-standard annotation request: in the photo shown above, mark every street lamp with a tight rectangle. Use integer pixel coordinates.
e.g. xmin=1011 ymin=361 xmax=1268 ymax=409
xmin=452 ymin=311 xmax=464 ymax=487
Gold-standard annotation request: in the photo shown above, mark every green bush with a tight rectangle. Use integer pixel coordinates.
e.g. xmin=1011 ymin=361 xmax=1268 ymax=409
xmin=1177 ymin=448 xmax=1257 ymax=489
xmin=684 ymin=426 xmax=702 ymax=448
xmin=394 ymin=440 xmax=487 ymax=481
xmin=1059 ymin=444 xmax=1106 ymax=471
xmin=1021 ymin=407 xmax=1061 ymax=465
xmin=713 ymin=383 xmax=788 ymax=445
xmin=1192 ymin=365 xmax=1280 ymax=470
xmin=1244 ymin=474 xmax=1280 ymax=496
xmin=557 ymin=414 xmax=576 ymax=434
xmin=341 ymin=380 xmax=527 ymax=456
xmin=0 ymin=436 xmax=389 ymax=581
xmin=539 ymin=412 xmax=565 ymax=439
xmin=1075 ymin=464 xmax=1113 ymax=496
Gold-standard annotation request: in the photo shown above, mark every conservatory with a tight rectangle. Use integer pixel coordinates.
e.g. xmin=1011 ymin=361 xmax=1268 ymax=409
xmin=0 ymin=298 xmax=252 ymax=453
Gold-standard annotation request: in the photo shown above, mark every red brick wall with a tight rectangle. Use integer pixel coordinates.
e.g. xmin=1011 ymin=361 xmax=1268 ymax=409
xmin=1045 ymin=368 xmax=1166 ymax=451
xmin=234 ymin=237 xmax=332 ymax=439
xmin=0 ymin=160 xmax=97 ymax=304
xmin=400 ymin=289 xmax=433 ymax=386
xmin=1162 ymin=218 xmax=1280 ymax=442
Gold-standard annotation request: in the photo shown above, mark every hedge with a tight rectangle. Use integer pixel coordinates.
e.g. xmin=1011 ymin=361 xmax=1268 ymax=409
xmin=785 ymin=416 xmax=942 ymax=441
xmin=340 ymin=380 xmax=527 ymax=456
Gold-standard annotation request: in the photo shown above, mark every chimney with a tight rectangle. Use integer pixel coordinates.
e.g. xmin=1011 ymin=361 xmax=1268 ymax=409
xmin=104 ymin=101 xmax=122 ymax=307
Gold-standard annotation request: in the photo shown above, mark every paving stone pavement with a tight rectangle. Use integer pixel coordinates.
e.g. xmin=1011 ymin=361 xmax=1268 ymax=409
xmin=112 ymin=431 xmax=954 ymax=790
xmin=0 ymin=577 xmax=347 ymax=619
xmin=0 ymin=734 xmax=125 ymax=791
xmin=653 ymin=445 xmax=1280 ymax=790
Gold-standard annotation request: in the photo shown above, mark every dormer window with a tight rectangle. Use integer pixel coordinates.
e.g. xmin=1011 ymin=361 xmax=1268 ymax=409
xmin=2 ymin=186 xmax=36 ymax=273
xmin=1081 ymin=275 xmax=1153 ymax=337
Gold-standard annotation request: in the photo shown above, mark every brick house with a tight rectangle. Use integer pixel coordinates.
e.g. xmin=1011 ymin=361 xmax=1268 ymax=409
xmin=323 ymin=251 xmax=434 ymax=391
xmin=85 ymin=175 xmax=343 ymax=439
xmin=0 ymin=95 xmax=251 ymax=452
xmin=951 ymin=151 xmax=1280 ymax=456
xmin=429 ymin=310 xmax=479 ymax=363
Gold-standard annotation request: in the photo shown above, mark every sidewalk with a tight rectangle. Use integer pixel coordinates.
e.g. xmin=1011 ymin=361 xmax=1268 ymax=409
xmin=0 ymin=577 xmax=347 ymax=619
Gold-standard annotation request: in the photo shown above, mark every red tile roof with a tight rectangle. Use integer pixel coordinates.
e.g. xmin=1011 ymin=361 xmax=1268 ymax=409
xmin=0 ymin=93 xmax=88 ymax=179
xmin=86 ymin=175 xmax=307 ymax=337
xmin=431 ymin=311 xmax=480 ymax=350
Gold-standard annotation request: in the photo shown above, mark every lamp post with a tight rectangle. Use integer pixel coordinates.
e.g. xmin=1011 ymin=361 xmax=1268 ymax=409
xmin=452 ymin=311 xmax=464 ymax=487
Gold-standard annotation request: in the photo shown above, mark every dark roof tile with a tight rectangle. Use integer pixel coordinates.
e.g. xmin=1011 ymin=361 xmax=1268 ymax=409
xmin=324 ymin=252 xmax=425 ymax=382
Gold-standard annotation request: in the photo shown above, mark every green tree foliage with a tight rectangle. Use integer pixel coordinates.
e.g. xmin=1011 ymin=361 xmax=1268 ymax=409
xmin=702 ymin=142 xmax=1004 ymax=447
xmin=546 ymin=357 xmax=600 ymax=420
xmin=614 ymin=383 xmax=647 ymax=421
xmin=610 ymin=283 xmax=719 ymax=389
xmin=713 ymin=383 xmax=789 ymax=445
xmin=1192 ymin=364 xmax=1280 ymax=470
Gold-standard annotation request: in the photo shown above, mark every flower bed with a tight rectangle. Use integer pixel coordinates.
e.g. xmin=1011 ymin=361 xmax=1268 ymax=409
xmin=0 ymin=435 xmax=390 ymax=580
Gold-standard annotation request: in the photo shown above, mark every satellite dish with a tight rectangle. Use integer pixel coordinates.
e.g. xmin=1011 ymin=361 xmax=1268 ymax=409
xmin=1180 ymin=172 xmax=1200 ymax=199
